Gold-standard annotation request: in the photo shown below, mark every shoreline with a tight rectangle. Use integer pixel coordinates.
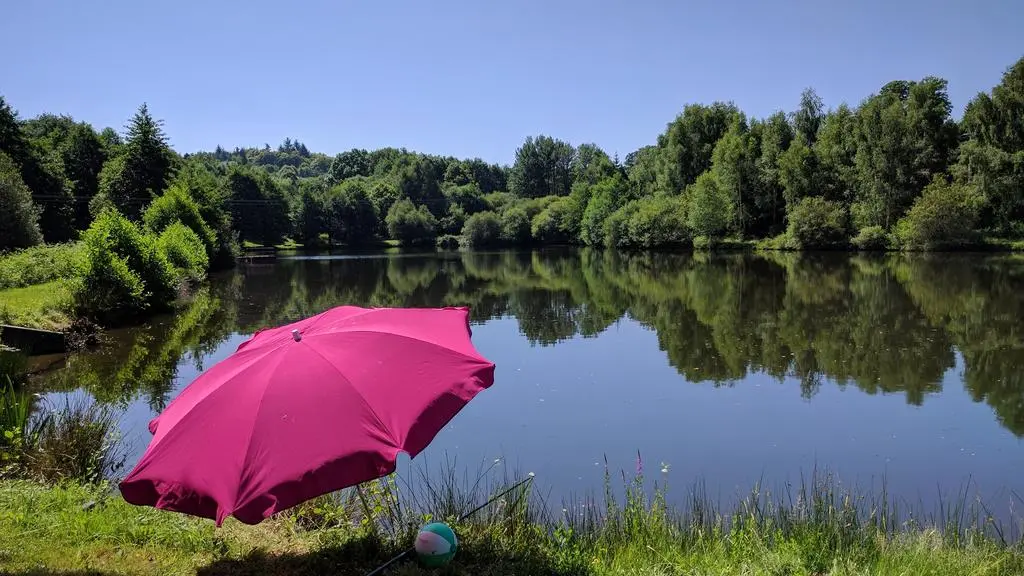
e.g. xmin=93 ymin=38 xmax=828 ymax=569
xmin=2 ymin=467 xmax=1022 ymax=575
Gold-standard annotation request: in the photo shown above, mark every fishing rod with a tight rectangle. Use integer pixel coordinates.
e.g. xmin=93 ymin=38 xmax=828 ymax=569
xmin=365 ymin=475 xmax=535 ymax=576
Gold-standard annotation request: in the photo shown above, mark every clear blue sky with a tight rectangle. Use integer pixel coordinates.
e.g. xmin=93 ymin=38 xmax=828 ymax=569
xmin=2 ymin=0 xmax=1021 ymax=166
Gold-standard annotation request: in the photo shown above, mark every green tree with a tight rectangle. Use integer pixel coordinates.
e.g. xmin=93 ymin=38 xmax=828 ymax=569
xmin=461 ymin=211 xmax=503 ymax=247
xmin=0 ymin=96 xmax=75 ymax=241
xmin=509 ymin=135 xmax=575 ymax=198
xmin=711 ymin=122 xmax=757 ymax=237
xmin=142 ymin=183 xmax=217 ymax=258
xmin=530 ymin=197 xmax=578 ymax=243
xmin=785 ymin=196 xmax=850 ymax=248
xmin=580 ymin=174 xmax=629 ymax=246
xmin=686 ymin=171 xmax=730 ymax=239
xmin=895 ymin=176 xmax=984 ymax=250
xmin=778 ymin=135 xmax=818 ymax=210
xmin=0 ymin=150 xmax=43 ymax=249
xmin=225 ymin=165 xmax=290 ymax=247
xmin=753 ymin=111 xmax=794 ymax=235
xmin=386 ymin=197 xmax=437 ymax=246
xmin=793 ymin=88 xmax=824 ymax=145
xmin=93 ymin=104 xmax=177 ymax=220
xmin=654 ymin=102 xmax=742 ymax=194
xmin=326 ymin=178 xmax=379 ymax=245
xmin=955 ymin=57 xmax=1024 ymax=236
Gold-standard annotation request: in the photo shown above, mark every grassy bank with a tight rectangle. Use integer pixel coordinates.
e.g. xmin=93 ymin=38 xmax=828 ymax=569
xmin=1 ymin=466 xmax=1022 ymax=575
xmin=0 ymin=280 xmax=76 ymax=331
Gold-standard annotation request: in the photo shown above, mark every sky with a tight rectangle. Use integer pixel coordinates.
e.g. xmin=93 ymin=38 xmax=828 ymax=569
xmin=2 ymin=0 xmax=1022 ymax=166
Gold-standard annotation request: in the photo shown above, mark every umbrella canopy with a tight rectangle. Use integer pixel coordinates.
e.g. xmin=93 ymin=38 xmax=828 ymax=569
xmin=118 ymin=305 xmax=495 ymax=526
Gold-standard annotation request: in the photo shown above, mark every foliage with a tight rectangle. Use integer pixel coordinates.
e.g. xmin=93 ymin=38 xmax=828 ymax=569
xmin=895 ymin=177 xmax=984 ymax=250
xmin=326 ymin=178 xmax=379 ymax=245
xmin=499 ymin=205 xmax=532 ymax=245
xmin=461 ymin=211 xmax=503 ymax=247
xmin=686 ymin=171 xmax=731 ymax=239
xmin=0 ymin=150 xmax=42 ymax=250
xmin=226 ymin=164 xmax=291 ymax=247
xmin=156 ymin=221 xmax=209 ymax=284
xmin=785 ymin=196 xmax=850 ymax=249
xmin=530 ymin=197 xmax=578 ymax=243
xmin=509 ymin=135 xmax=575 ymax=198
xmin=852 ymin=225 xmax=891 ymax=250
xmin=580 ymin=174 xmax=629 ymax=246
xmin=142 ymin=182 xmax=217 ymax=257
xmin=92 ymin=104 xmax=176 ymax=221
xmin=386 ymin=198 xmax=437 ymax=246
xmin=75 ymin=208 xmax=177 ymax=322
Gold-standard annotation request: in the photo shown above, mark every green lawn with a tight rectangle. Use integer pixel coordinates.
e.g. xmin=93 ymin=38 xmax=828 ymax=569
xmin=1 ymin=480 xmax=1021 ymax=576
xmin=0 ymin=280 xmax=76 ymax=331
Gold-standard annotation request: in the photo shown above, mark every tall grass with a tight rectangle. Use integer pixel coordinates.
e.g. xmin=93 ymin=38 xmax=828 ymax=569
xmin=278 ymin=453 xmax=1024 ymax=574
xmin=0 ymin=242 xmax=86 ymax=290
xmin=1 ymin=382 xmax=125 ymax=484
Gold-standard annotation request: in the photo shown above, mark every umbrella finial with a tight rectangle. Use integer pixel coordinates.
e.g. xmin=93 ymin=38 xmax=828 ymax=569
xmin=291 ymin=329 xmax=302 ymax=342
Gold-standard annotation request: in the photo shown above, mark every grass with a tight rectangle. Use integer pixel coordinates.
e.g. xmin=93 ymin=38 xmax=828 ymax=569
xmin=0 ymin=243 xmax=86 ymax=291
xmin=0 ymin=452 xmax=1022 ymax=576
xmin=0 ymin=280 xmax=76 ymax=331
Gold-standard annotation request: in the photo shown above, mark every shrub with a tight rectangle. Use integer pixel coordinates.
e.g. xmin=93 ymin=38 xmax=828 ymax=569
xmin=75 ymin=208 xmax=176 ymax=321
xmin=143 ymin=183 xmax=217 ymax=258
xmin=499 ymin=206 xmax=532 ymax=245
xmin=895 ymin=178 xmax=984 ymax=250
xmin=461 ymin=211 xmax=503 ymax=247
xmin=786 ymin=196 xmax=850 ymax=249
xmin=435 ymin=234 xmax=460 ymax=250
xmin=530 ymin=198 xmax=578 ymax=243
xmin=623 ymin=195 xmax=689 ymax=248
xmin=0 ymin=242 xmax=86 ymax=290
xmin=603 ymin=201 xmax=641 ymax=248
xmin=156 ymin=221 xmax=209 ymax=284
xmin=852 ymin=226 xmax=890 ymax=250
xmin=385 ymin=198 xmax=437 ymax=246
xmin=686 ymin=172 xmax=731 ymax=239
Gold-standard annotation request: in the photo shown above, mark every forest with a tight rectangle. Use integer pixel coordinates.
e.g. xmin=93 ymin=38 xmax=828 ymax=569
xmin=1 ymin=55 xmax=1023 ymax=319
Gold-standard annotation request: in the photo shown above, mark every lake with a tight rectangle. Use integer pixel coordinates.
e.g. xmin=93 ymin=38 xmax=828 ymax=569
xmin=27 ymin=248 xmax=1024 ymax=517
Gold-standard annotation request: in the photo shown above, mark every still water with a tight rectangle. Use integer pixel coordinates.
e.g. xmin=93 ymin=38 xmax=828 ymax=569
xmin=28 ymin=249 xmax=1024 ymax=512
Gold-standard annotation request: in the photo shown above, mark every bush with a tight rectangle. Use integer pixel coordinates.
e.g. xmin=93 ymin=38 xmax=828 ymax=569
xmin=895 ymin=178 xmax=984 ymax=250
xmin=0 ymin=242 xmax=86 ymax=290
xmin=499 ymin=206 xmax=532 ymax=245
xmin=435 ymin=234 xmax=460 ymax=250
xmin=461 ymin=211 xmax=503 ymax=247
xmin=852 ymin=226 xmax=890 ymax=250
xmin=622 ymin=195 xmax=689 ymax=248
xmin=530 ymin=198 xmax=578 ymax=244
xmin=385 ymin=198 xmax=437 ymax=246
xmin=686 ymin=172 xmax=731 ymax=239
xmin=0 ymin=151 xmax=43 ymax=250
xmin=75 ymin=208 xmax=176 ymax=321
xmin=143 ymin=183 xmax=217 ymax=258
xmin=156 ymin=222 xmax=209 ymax=284
xmin=786 ymin=196 xmax=850 ymax=249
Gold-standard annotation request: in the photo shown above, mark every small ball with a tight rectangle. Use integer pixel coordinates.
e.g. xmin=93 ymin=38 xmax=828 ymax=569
xmin=414 ymin=522 xmax=458 ymax=567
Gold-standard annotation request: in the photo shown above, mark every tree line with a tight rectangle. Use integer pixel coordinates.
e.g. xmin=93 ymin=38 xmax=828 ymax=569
xmin=2 ymin=55 xmax=1023 ymax=259
xmin=32 ymin=249 xmax=1024 ymax=437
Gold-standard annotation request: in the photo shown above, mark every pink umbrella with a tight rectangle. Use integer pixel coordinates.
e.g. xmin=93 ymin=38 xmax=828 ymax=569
xmin=118 ymin=305 xmax=495 ymax=526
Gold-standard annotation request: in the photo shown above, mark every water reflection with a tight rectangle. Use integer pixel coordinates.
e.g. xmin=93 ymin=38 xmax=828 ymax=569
xmin=27 ymin=249 xmax=1024 ymax=439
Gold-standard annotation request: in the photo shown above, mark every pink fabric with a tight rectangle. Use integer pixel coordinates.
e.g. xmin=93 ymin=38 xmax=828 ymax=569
xmin=118 ymin=306 xmax=495 ymax=526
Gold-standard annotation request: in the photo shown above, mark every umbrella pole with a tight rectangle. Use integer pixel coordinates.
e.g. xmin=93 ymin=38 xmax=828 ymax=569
xmin=364 ymin=476 xmax=535 ymax=576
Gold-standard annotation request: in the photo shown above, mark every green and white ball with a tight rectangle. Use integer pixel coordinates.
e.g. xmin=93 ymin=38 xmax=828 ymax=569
xmin=414 ymin=522 xmax=458 ymax=567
